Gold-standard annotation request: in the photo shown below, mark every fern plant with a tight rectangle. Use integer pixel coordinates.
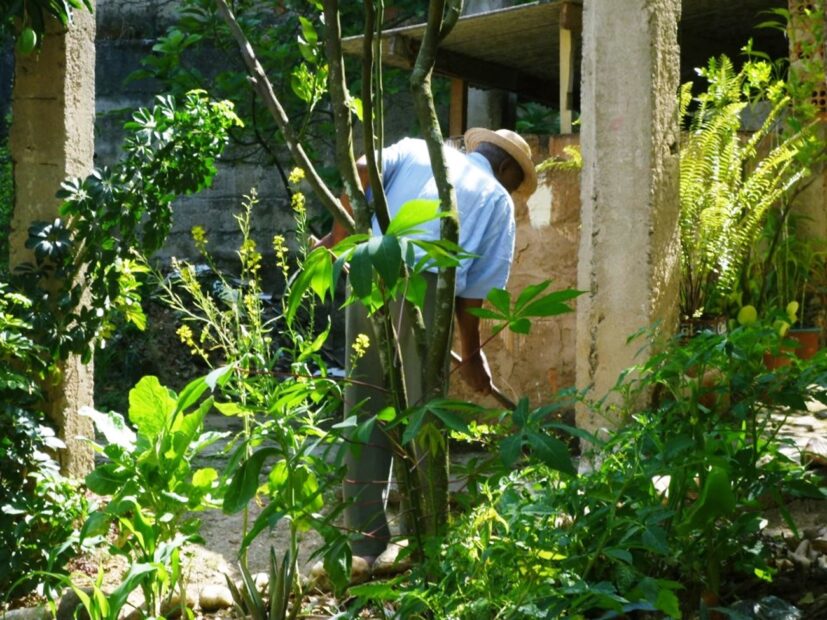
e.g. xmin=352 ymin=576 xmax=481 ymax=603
xmin=679 ymin=55 xmax=813 ymax=319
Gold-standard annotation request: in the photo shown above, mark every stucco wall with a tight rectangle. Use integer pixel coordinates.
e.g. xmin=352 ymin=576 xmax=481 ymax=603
xmin=450 ymin=135 xmax=581 ymax=408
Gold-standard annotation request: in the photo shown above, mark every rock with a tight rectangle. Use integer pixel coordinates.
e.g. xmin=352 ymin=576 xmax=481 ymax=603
xmin=373 ymin=541 xmax=412 ymax=578
xmin=794 ymin=539 xmax=812 ymax=558
xmin=308 ymin=555 xmax=371 ymax=592
xmin=160 ymin=588 xmax=198 ymax=617
xmin=198 ymin=584 xmax=234 ymax=612
xmin=810 ymin=537 xmax=827 ymax=554
xmin=803 ymin=437 xmax=827 ymax=466
xmin=790 ymin=553 xmax=812 ymax=571
xmin=1 ymin=607 xmax=50 ymax=620
xmin=57 ymin=588 xmax=93 ymax=620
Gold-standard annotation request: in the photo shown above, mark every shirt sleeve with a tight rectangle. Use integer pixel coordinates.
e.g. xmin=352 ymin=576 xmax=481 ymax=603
xmin=459 ymin=195 xmax=516 ymax=299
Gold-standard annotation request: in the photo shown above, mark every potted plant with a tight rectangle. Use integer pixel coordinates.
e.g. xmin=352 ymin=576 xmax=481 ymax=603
xmin=745 ymin=208 xmax=826 ymax=365
xmin=678 ymin=55 xmax=814 ymax=335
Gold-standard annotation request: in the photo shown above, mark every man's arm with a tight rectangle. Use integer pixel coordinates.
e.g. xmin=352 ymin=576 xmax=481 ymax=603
xmin=455 ymin=297 xmax=493 ymax=394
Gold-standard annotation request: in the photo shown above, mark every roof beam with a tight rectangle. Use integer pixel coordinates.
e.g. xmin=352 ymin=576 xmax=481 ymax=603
xmin=390 ymin=34 xmax=556 ymax=106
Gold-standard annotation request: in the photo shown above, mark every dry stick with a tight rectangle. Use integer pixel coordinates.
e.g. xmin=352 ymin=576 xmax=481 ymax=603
xmin=214 ymin=0 xmax=354 ymax=234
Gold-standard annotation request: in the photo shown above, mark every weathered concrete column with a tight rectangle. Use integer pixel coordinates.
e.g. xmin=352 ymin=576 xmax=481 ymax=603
xmin=576 ymin=0 xmax=681 ymax=435
xmin=9 ymin=6 xmax=97 ymax=476
xmin=788 ymin=0 xmax=827 ymax=241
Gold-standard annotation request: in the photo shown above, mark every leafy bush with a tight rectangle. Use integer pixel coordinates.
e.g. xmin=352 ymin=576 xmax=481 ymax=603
xmin=0 ymin=284 xmax=88 ymax=596
xmin=353 ymin=325 xmax=827 ymax=618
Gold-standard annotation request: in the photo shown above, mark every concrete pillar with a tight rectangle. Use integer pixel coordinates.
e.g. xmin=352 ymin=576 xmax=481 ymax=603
xmin=575 ymin=0 xmax=681 ymax=435
xmin=9 ymin=6 xmax=97 ymax=476
xmin=788 ymin=0 xmax=827 ymax=241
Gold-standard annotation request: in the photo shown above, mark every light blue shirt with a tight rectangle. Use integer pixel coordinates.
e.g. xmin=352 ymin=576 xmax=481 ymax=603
xmin=372 ymin=138 xmax=515 ymax=299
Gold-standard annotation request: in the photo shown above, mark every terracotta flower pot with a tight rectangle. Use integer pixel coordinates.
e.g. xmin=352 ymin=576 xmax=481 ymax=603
xmin=763 ymin=327 xmax=823 ymax=369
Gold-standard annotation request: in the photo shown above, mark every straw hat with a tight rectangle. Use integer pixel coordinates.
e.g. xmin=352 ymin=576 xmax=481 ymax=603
xmin=464 ymin=127 xmax=537 ymax=196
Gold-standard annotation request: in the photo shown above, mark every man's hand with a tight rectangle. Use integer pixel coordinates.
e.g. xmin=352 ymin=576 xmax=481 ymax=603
xmin=455 ymin=297 xmax=495 ymax=394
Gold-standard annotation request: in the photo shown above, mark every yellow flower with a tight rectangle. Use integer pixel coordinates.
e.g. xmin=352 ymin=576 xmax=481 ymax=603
xmin=288 ymin=167 xmax=305 ymax=185
xmin=191 ymin=225 xmax=208 ymax=253
xmin=291 ymin=192 xmax=306 ymax=216
xmin=239 ymin=239 xmax=261 ymax=275
xmin=352 ymin=333 xmax=371 ymax=359
xmin=273 ymin=234 xmax=289 ymax=275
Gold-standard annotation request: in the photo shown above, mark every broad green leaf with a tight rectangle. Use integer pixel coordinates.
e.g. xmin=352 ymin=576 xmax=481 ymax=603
xmin=223 ymin=447 xmax=279 ymax=514
xmin=487 ymin=288 xmax=511 ymax=315
xmin=514 ymin=280 xmax=551 ymax=312
xmin=500 ymin=435 xmax=522 ymax=468
xmin=79 ymin=406 xmax=136 ymax=450
xmin=86 ymin=463 xmax=128 ymax=495
xmin=176 ymin=375 xmax=208 ymax=412
xmin=376 ymin=407 xmax=396 ymax=422
xmin=349 ymin=244 xmax=373 ymax=299
xmin=427 ymin=405 xmax=469 ymax=434
xmin=386 ymin=199 xmax=441 ymax=236
xmin=404 ymin=273 xmax=427 ymax=310
xmin=128 ymin=376 xmax=176 ymax=441
xmin=309 ymin=249 xmax=333 ymax=299
xmin=204 ymin=365 xmax=232 ymax=390
xmin=522 ymin=290 xmax=580 ymax=318
xmin=192 ymin=467 xmax=218 ymax=489
xmin=465 ymin=307 xmax=504 ymax=320
xmin=527 ymin=431 xmax=575 ymax=475
xmin=402 ymin=408 xmax=427 ymax=444
xmin=80 ymin=510 xmax=111 ymax=541
xmin=369 ymin=235 xmax=402 ymax=288
xmin=508 ymin=318 xmax=532 ymax=334
xmin=213 ymin=401 xmax=250 ymax=417
xmin=655 ymin=589 xmax=681 ymax=619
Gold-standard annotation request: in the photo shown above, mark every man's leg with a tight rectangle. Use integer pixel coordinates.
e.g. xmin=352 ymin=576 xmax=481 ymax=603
xmin=343 ymin=301 xmax=392 ymax=558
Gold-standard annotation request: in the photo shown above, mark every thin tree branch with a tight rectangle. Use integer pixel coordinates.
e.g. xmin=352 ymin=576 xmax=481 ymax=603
xmin=214 ymin=0 xmax=354 ymax=233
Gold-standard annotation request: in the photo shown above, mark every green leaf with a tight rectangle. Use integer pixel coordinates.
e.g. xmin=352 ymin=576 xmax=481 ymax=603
xmin=404 ymin=273 xmax=427 ymax=310
xmin=487 ymin=288 xmax=511 ymax=315
xmin=386 ymin=199 xmax=441 ymax=236
xmin=108 ymin=562 xmax=156 ymax=614
xmin=500 ymin=435 xmax=523 ymax=468
xmin=427 ymin=404 xmax=469 ymax=434
xmin=349 ymin=244 xmax=373 ymax=299
xmin=128 ymin=376 xmax=176 ymax=441
xmin=376 ymin=407 xmax=396 ymax=423
xmin=204 ymin=365 xmax=232 ymax=391
xmin=655 ymin=588 xmax=682 ymax=619
xmin=323 ymin=537 xmax=351 ymax=595
xmin=176 ymin=375 xmax=208 ymax=412
xmin=526 ymin=432 xmax=575 ymax=475
xmin=241 ymin=501 xmax=285 ymax=551
xmin=223 ymin=447 xmax=279 ymax=514
xmin=369 ymin=235 xmax=402 ymax=288
xmin=514 ymin=280 xmax=551 ymax=312
xmin=508 ymin=318 xmax=532 ymax=334
xmin=402 ymin=408 xmax=427 ymax=444
xmin=86 ymin=463 xmax=128 ymax=495
xmin=521 ymin=288 xmax=582 ymax=317
xmin=192 ymin=467 xmax=218 ymax=489
xmin=79 ymin=406 xmax=136 ymax=450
